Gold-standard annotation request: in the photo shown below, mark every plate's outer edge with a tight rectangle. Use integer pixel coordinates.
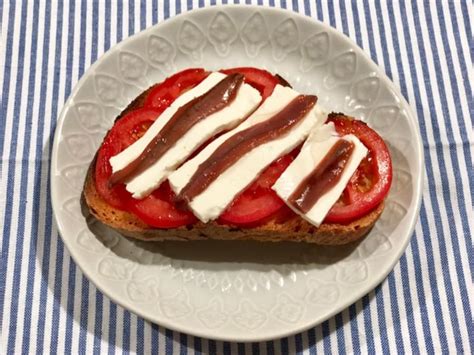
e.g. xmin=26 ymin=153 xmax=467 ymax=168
xmin=51 ymin=5 xmax=423 ymax=342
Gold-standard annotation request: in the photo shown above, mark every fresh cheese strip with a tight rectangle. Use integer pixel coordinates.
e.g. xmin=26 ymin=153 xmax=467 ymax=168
xmin=110 ymin=72 xmax=226 ymax=173
xmin=169 ymin=85 xmax=327 ymax=222
xmin=272 ymin=122 xmax=368 ymax=227
xmin=110 ymin=72 xmax=262 ymax=198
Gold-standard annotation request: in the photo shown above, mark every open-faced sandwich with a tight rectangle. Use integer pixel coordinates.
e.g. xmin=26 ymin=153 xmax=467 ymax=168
xmin=83 ymin=67 xmax=392 ymax=245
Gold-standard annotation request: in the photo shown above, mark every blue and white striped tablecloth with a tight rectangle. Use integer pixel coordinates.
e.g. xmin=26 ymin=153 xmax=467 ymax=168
xmin=1 ymin=0 xmax=472 ymax=353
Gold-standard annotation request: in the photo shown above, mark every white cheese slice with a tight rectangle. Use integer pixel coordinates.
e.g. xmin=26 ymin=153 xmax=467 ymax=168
xmin=109 ymin=72 xmax=262 ymax=198
xmin=169 ymin=84 xmax=327 ymax=222
xmin=272 ymin=122 xmax=368 ymax=227
xmin=110 ymin=72 xmax=227 ymax=173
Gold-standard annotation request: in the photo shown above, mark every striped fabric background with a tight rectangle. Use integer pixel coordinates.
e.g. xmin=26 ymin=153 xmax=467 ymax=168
xmin=0 ymin=0 xmax=472 ymax=353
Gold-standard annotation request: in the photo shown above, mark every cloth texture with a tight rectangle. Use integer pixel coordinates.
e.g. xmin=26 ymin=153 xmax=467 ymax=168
xmin=0 ymin=0 xmax=472 ymax=353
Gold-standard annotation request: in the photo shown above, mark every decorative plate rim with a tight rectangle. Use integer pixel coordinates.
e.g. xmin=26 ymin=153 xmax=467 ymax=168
xmin=51 ymin=4 xmax=423 ymax=342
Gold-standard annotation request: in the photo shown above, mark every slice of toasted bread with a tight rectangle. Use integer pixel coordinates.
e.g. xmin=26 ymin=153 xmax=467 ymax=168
xmin=82 ymin=79 xmax=385 ymax=245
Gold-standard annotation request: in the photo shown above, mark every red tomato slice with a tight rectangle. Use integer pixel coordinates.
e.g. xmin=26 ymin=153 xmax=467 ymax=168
xmin=324 ymin=115 xmax=392 ymax=224
xmin=95 ymin=107 xmax=197 ymax=226
xmin=220 ymin=67 xmax=279 ymax=99
xmin=218 ymin=154 xmax=295 ymax=226
xmin=144 ymin=68 xmax=209 ymax=110
xmin=95 ymin=108 xmax=196 ymax=228
xmin=130 ymin=181 xmax=196 ymax=228
xmin=95 ymin=108 xmax=160 ymax=209
xmin=96 ymin=68 xmax=210 ymax=227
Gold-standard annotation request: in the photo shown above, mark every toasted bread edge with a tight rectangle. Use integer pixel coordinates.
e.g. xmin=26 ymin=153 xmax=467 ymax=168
xmin=83 ymin=159 xmax=384 ymax=245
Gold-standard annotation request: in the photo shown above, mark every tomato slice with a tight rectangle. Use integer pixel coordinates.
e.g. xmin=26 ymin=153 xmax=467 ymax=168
xmin=324 ymin=115 xmax=392 ymax=224
xmin=95 ymin=68 xmax=211 ymax=227
xmin=218 ymin=153 xmax=295 ymax=226
xmin=95 ymin=108 xmax=160 ymax=209
xmin=130 ymin=181 xmax=196 ymax=228
xmin=144 ymin=68 xmax=209 ymax=110
xmin=220 ymin=67 xmax=279 ymax=100
xmin=95 ymin=107 xmax=197 ymax=227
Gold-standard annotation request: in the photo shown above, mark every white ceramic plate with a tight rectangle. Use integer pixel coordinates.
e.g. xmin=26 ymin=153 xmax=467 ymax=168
xmin=51 ymin=5 xmax=423 ymax=342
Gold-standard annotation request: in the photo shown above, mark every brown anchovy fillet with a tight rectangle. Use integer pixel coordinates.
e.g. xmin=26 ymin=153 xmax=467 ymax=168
xmin=275 ymin=74 xmax=292 ymax=88
xmin=109 ymin=73 xmax=244 ymax=186
xmin=288 ymin=139 xmax=354 ymax=213
xmin=178 ymin=94 xmax=317 ymax=203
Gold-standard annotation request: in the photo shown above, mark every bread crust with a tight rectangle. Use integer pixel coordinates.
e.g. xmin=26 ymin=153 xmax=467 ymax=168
xmin=82 ymin=79 xmax=385 ymax=245
xmin=83 ymin=155 xmax=384 ymax=245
